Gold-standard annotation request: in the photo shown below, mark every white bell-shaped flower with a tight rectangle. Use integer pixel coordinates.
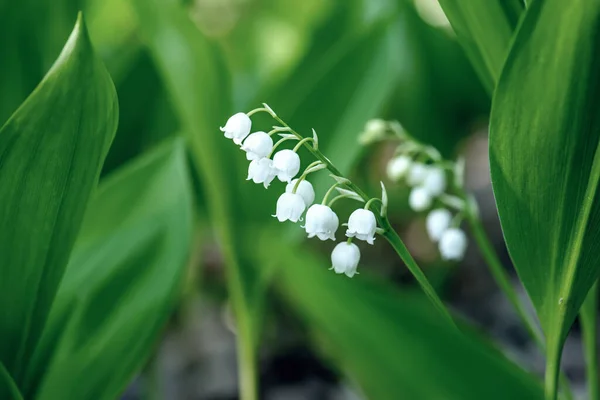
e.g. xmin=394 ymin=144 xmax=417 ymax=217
xmin=345 ymin=209 xmax=377 ymax=244
xmin=426 ymin=209 xmax=452 ymax=242
xmin=407 ymin=163 xmax=429 ymax=186
xmin=220 ymin=112 xmax=252 ymax=145
xmin=409 ymin=186 xmax=432 ymax=211
xmin=439 ymin=228 xmax=467 ymax=261
xmin=247 ymin=158 xmax=276 ymax=188
xmin=272 ymin=149 xmax=301 ymax=182
xmin=241 ymin=131 xmax=273 ymax=161
xmin=286 ymin=179 xmax=315 ymax=207
xmin=422 ymin=167 xmax=447 ymax=196
xmin=358 ymin=119 xmax=387 ymax=145
xmin=386 ymin=155 xmax=412 ymax=182
xmin=331 ymin=242 xmax=360 ymax=278
xmin=273 ymin=192 xmax=306 ymax=223
xmin=304 ymin=204 xmax=339 ymax=241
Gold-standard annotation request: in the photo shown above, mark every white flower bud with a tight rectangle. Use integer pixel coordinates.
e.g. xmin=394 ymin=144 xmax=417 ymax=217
xmin=304 ymin=204 xmax=339 ymax=241
xmin=331 ymin=242 xmax=361 ymax=278
xmin=422 ymin=167 xmax=447 ymax=196
xmin=358 ymin=119 xmax=387 ymax=145
xmin=247 ymin=158 xmax=276 ymax=188
xmin=426 ymin=209 xmax=452 ymax=242
xmin=439 ymin=228 xmax=467 ymax=261
xmin=241 ymin=131 xmax=273 ymax=161
xmin=407 ymin=163 xmax=429 ymax=186
xmin=409 ymin=187 xmax=432 ymax=212
xmin=220 ymin=112 xmax=252 ymax=145
xmin=386 ymin=155 xmax=412 ymax=181
xmin=273 ymin=192 xmax=306 ymax=223
xmin=346 ymin=209 xmax=377 ymax=245
xmin=272 ymin=149 xmax=301 ymax=182
xmin=286 ymin=179 xmax=315 ymax=207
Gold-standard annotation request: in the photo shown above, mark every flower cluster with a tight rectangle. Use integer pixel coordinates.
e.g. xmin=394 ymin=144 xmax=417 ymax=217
xmin=359 ymin=118 xmax=469 ymax=261
xmin=221 ymin=106 xmax=387 ymax=277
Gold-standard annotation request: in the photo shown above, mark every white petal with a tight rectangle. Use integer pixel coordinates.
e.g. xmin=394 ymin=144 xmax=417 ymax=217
xmin=422 ymin=167 xmax=447 ymax=196
xmin=409 ymin=187 xmax=432 ymax=212
xmin=439 ymin=228 xmax=467 ymax=261
xmin=426 ymin=209 xmax=452 ymax=242
xmin=386 ymin=155 xmax=412 ymax=181
xmin=407 ymin=163 xmax=429 ymax=186
xmin=331 ymin=242 xmax=360 ymax=276
xmin=286 ymin=179 xmax=315 ymax=207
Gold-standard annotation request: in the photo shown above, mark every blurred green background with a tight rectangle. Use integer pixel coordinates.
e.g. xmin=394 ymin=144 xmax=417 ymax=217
xmin=6 ymin=0 xmax=589 ymax=399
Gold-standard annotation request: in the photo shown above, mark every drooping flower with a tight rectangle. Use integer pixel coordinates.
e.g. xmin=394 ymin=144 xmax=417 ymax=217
xmin=220 ymin=112 xmax=252 ymax=145
xmin=426 ymin=209 xmax=452 ymax=242
xmin=439 ymin=228 xmax=467 ymax=261
xmin=406 ymin=162 xmax=429 ymax=186
xmin=346 ymin=209 xmax=377 ymax=244
xmin=273 ymin=192 xmax=306 ymax=222
xmin=247 ymin=158 xmax=276 ymax=188
xmin=241 ymin=131 xmax=273 ymax=160
xmin=272 ymin=149 xmax=301 ymax=182
xmin=422 ymin=166 xmax=447 ymax=196
xmin=304 ymin=204 xmax=339 ymax=241
xmin=408 ymin=186 xmax=432 ymax=211
xmin=386 ymin=155 xmax=412 ymax=182
xmin=286 ymin=179 xmax=315 ymax=207
xmin=331 ymin=242 xmax=361 ymax=278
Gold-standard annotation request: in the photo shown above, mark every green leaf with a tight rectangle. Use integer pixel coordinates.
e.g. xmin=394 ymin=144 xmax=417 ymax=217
xmin=489 ymin=0 xmax=600 ymax=395
xmin=580 ymin=282 xmax=598 ymax=400
xmin=0 ymin=363 xmax=23 ymax=400
xmin=24 ymin=139 xmax=193 ymax=400
xmin=437 ymin=0 xmax=523 ymax=93
xmin=257 ymin=233 xmax=544 ymax=400
xmin=0 ymin=13 xmax=118 ymax=380
xmin=129 ymin=0 xmax=263 ymax=396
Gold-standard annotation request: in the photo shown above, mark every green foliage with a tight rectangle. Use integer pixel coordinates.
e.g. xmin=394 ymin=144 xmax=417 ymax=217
xmin=259 ymin=233 xmax=544 ymax=400
xmin=489 ymin=0 xmax=600 ymax=396
xmin=0 ymin=14 xmax=118 ymax=384
xmin=23 ymin=139 xmax=193 ymax=400
xmin=437 ymin=0 xmax=523 ymax=92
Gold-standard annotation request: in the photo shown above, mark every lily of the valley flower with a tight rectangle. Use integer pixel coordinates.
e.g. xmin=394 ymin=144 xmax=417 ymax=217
xmin=407 ymin=162 xmax=429 ymax=186
xmin=274 ymin=192 xmax=306 ymax=222
xmin=304 ymin=204 xmax=339 ymax=240
xmin=272 ymin=149 xmax=301 ymax=182
xmin=346 ymin=209 xmax=377 ymax=244
xmin=439 ymin=228 xmax=467 ymax=261
xmin=247 ymin=158 xmax=276 ymax=188
xmin=422 ymin=167 xmax=447 ymax=196
xmin=331 ymin=242 xmax=360 ymax=277
xmin=409 ymin=186 xmax=432 ymax=211
xmin=426 ymin=208 xmax=452 ymax=242
xmin=241 ymin=131 xmax=273 ymax=160
xmin=220 ymin=112 xmax=252 ymax=145
xmin=286 ymin=179 xmax=315 ymax=207
xmin=386 ymin=155 xmax=412 ymax=182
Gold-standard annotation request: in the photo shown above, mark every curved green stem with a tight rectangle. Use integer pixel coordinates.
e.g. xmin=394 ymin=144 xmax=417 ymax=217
xmin=381 ymin=222 xmax=457 ymax=328
xmin=269 ymin=114 xmax=456 ymax=328
xmin=0 ymin=362 xmax=23 ymax=400
xmin=465 ymin=210 xmax=544 ymax=345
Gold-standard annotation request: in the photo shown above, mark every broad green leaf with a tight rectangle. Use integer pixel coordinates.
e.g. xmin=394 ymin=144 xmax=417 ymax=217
xmin=489 ymin=0 xmax=600 ymax=394
xmin=437 ymin=0 xmax=523 ymax=93
xmin=256 ymin=232 xmax=544 ymax=400
xmin=24 ymin=139 xmax=193 ymax=400
xmin=0 ymin=14 xmax=118 ymax=380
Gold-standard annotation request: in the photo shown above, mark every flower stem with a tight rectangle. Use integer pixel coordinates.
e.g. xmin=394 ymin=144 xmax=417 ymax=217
xmin=293 ymin=137 xmax=315 ymax=152
xmin=464 ymin=209 xmax=544 ymax=345
xmin=463 ymin=197 xmax=573 ymax=400
xmin=269 ymin=113 xmax=456 ymax=327
xmin=380 ymin=219 xmax=457 ymax=328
